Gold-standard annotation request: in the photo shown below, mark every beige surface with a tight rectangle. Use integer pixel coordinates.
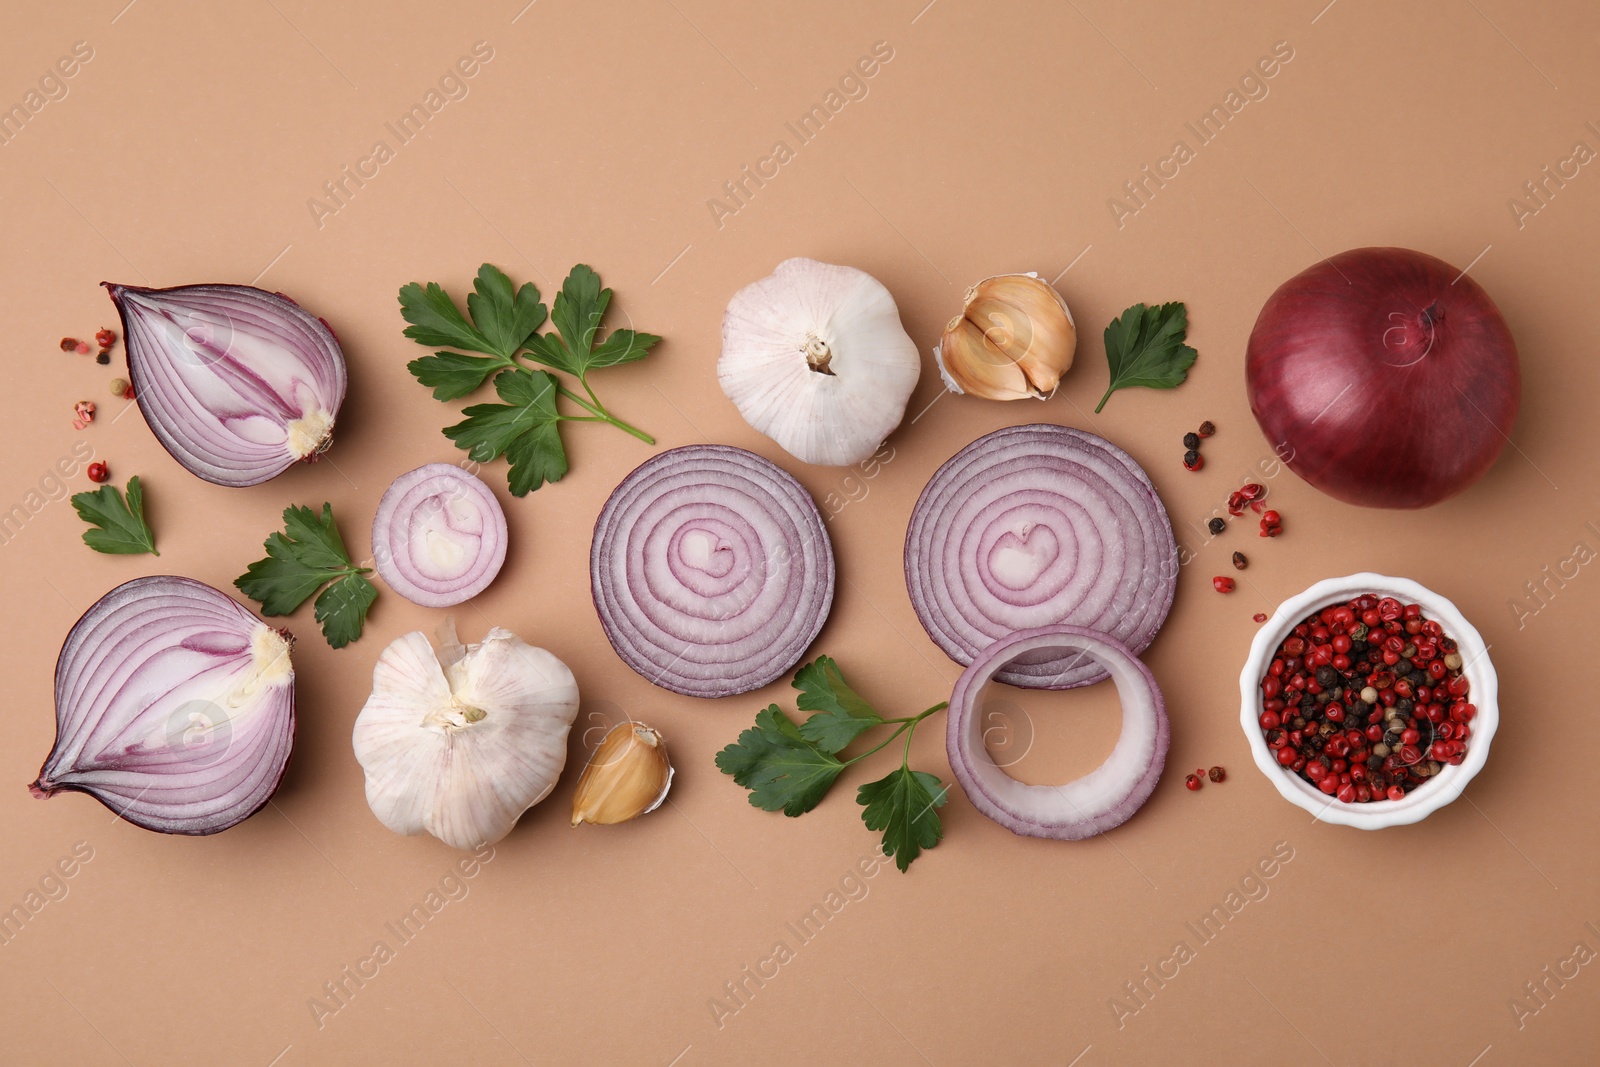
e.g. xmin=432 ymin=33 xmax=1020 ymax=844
xmin=3 ymin=1 xmax=1599 ymax=1064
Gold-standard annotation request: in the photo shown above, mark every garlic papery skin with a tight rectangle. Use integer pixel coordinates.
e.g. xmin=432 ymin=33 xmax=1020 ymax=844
xmin=570 ymin=722 xmax=673 ymax=826
xmin=719 ymin=258 xmax=920 ymax=466
xmin=352 ymin=621 xmax=579 ymax=850
xmin=934 ymin=273 xmax=1076 ymax=401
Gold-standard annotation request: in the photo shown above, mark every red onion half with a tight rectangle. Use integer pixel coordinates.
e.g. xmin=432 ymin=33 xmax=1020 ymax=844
xmin=30 ymin=576 xmax=296 ymax=835
xmin=905 ymin=424 xmax=1177 ymax=689
xmin=590 ymin=445 xmax=835 ymax=698
xmin=372 ymin=464 xmax=507 ymax=607
xmin=105 ymin=282 xmax=348 ymax=487
xmin=948 ymin=626 xmax=1168 ymax=840
xmin=1247 ymin=247 xmax=1520 ymax=508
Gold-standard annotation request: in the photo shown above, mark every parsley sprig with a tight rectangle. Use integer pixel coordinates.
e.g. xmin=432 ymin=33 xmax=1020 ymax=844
xmin=715 ymin=656 xmax=950 ymax=872
xmin=399 ymin=263 xmax=660 ymax=496
xmin=1094 ymin=300 xmax=1198 ymax=413
xmin=71 ymin=476 xmax=157 ymax=555
xmin=234 ymin=503 xmax=376 ymax=649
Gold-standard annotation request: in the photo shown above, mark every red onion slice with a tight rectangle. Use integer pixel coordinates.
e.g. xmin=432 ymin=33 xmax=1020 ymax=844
xmin=948 ymin=626 xmax=1169 ymax=840
xmin=30 ymin=576 xmax=296 ymax=835
xmin=372 ymin=464 xmax=508 ymax=607
xmin=905 ymin=424 xmax=1177 ymax=689
xmin=590 ymin=444 xmax=835 ymax=698
xmin=105 ymin=282 xmax=348 ymax=487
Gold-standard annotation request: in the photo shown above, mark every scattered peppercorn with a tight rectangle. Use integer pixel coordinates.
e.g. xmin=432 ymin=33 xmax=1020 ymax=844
xmin=1183 ymin=431 xmax=1200 ymax=450
xmin=75 ymin=340 xmax=91 ymax=355
xmin=86 ymin=461 xmax=110 ymax=483
xmin=123 ymin=384 xmax=136 ymax=400
xmin=1184 ymin=773 xmax=1203 ymax=791
xmin=95 ymin=351 xmax=111 ymax=365
xmin=1207 ymin=766 xmax=1225 ymax=783
xmin=1197 ymin=420 xmax=1215 ymax=438
xmin=72 ymin=401 xmax=96 ymax=431
xmin=1183 ymin=450 xmax=1203 ymax=472
xmin=1207 ymin=517 xmax=1226 ymax=535
xmin=1253 ymin=612 xmax=1269 ymax=623
xmin=1213 ymin=576 xmax=1236 ymax=593
xmin=109 ymin=377 xmax=130 ymax=397
xmin=1258 ymin=593 xmax=1473 ymax=802
xmin=1232 ymin=551 xmax=1247 ymax=569
xmin=60 ymin=337 xmax=80 ymax=353
xmin=95 ymin=328 xmax=116 ymax=349
xmin=1259 ymin=510 xmax=1283 ymax=538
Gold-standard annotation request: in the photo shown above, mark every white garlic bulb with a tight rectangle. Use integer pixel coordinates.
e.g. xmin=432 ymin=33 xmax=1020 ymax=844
xmin=719 ymin=258 xmax=921 ymax=466
xmin=352 ymin=620 xmax=579 ymax=850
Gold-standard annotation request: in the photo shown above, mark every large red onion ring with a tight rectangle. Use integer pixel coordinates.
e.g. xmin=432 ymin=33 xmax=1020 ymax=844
xmin=905 ymin=424 xmax=1177 ymax=688
xmin=947 ymin=626 xmax=1169 ymax=840
xmin=30 ymin=576 xmax=296 ymax=835
xmin=372 ymin=463 xmax=508 ymax=607
xmin=590 ymin=444 xmax=835 ymax=698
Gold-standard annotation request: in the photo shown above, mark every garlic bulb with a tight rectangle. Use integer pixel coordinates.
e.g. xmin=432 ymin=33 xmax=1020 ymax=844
xmin=719 ymin=258 xmax=920 ymax=466
xmin=352 ymin=620 xmax=579 ymax=850
xmin=935 ymin=273 xmax=1076 ymax=400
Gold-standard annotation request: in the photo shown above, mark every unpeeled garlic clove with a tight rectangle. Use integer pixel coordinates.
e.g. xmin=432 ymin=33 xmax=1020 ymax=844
xmin=571 ymin=722 xmax=674 ymax=827
xmin=935 ymin=273 xmax=1076 ymax=400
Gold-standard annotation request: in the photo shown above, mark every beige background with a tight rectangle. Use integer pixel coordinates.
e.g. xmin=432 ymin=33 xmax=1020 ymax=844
xmin=3 ymin=1 xmax=1598 ymax=1063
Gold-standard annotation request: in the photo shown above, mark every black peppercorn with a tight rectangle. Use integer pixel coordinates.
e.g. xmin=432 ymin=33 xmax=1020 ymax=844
xmin=1183 ymin=448 xmax=1201 ymax=467
xmin=1207 ymin=517 xmax=1225 ymax=535
xmin=1231 ymin=551 xmax=1247 ymax=570
xmin=1315 ymin=666 xmax=1337 ymax=687
xmin=95 ymin=351 xmax=111 ymax=365
xmin=1183 ymin=432 xmax=1200 ymax=450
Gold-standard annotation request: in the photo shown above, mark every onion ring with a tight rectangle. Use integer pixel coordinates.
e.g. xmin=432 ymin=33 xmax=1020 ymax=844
xmin=947 ymin=625 xmax=1169 ymax=840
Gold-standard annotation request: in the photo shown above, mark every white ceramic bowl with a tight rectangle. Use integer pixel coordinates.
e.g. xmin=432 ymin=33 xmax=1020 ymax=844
xmin=1238 ymin=573 xmax=1498 ymax=829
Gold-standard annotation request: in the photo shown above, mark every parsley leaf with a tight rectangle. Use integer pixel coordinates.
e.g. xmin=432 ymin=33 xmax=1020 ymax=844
xmin=398 ymin=263 xmax=659 ymax=496
xmin=71 ymin=476 xmax=157 ymax=555
xmin=398 ymin=281 xmax=497 ymax=356
xmin=407 ymin=351 xmax=510 ymax=401
xmin=857 ymin=767 xmax=949 ymax=873
xmin=1094 ymin=301 xmax=1198 ymax=413
xmin=714 ymin=706 xmax=845 ymax=817
xmin=794 ymin=656 xmax=884 ymax=753
xmin=235 ymin=503 xmax=375 ymax=648
xmin=442 ymin=368 xmax=569 ymax=496
xmin=466 ymin=263 xmax=547 ymax=357
xmin=523 ymin=265 xmax=662 ymax=378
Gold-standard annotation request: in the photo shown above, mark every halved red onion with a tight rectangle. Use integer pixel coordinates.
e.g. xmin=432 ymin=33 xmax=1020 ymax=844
xmin=905 ymin=424 xmax=1177 ymax=689
xmin=948 ymin=626 xmax=1169 ymax=840
xmin=30 ymin=576 xmax=296 ymax=835
xmin=105 ymin=282 xmax=348 ymax=487
xmin=590 ymin=445 xmax=835 ymax=698
xmin=372 ymin=463 xmax=507 ymax=607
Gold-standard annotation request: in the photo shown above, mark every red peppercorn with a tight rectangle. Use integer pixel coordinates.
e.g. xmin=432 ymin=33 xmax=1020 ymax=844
xmin=95 ymin=328 xmax=116 ymax=348
xmin=1336 ymin=783 xmax=1356 ymax=803
xmin=1185 ymin=773 xmax=1203 ymax=790
xmin=1213 ymin=576 xmax=1236 ymax=593
xmin=123 ymin=384 xmax=136 ymax=400
xmin=86 ymin=461 xmax=110 ymax=483
xmin=1386 ymin=785 xmax=1406 ymax=801
xmin=1276 ymin=746 xmax=1297 ymax=766
xmin=1253 ymin=612 xmax=1268 ymax=623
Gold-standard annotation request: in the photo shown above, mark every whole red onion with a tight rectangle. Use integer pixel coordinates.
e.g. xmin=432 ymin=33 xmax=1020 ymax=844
xmin=1246 ymin=247 xmax=1520 ymax=509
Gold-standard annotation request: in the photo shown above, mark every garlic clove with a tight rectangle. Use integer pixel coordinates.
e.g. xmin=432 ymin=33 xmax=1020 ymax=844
xmin=352 ymin=626 xmax=579 ymax=850
xmin=719 ymin=258 xmax=921 ymax=467
xmin=935 ymin=273 xmax=1076 ymax=401
xmin=570 ymin=722 xmax=674 ymax=826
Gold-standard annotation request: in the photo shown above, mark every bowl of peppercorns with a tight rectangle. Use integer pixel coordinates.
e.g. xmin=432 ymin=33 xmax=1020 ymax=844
xmin=1238 ymin=573 xmax=1498 ymax=829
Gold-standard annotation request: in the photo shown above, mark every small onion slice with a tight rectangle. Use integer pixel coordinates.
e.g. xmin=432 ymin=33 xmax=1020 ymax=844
xmin=372 ymin=463 xmax=508 ymax=607
xmin=106 ymin=282 xmax=348 ymax=487
xmin=591 ymin=444 xmax=835 ymax=698
xmin=905 ymin=424 xmax=1177 ymax=689
xmin=30 ymin=576 xmax=296 ymax=835
xmin=947 ymin=626 xmax=1169 ymax=840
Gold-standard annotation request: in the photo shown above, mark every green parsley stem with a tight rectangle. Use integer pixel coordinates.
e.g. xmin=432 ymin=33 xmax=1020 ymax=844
xmin=842 ymin=702 xmax=948 ymax=768
xmin=556 ymin=385 xmax=655 ymax=445
xmin=1093 ymin=387 xmax=1115 ymax=414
